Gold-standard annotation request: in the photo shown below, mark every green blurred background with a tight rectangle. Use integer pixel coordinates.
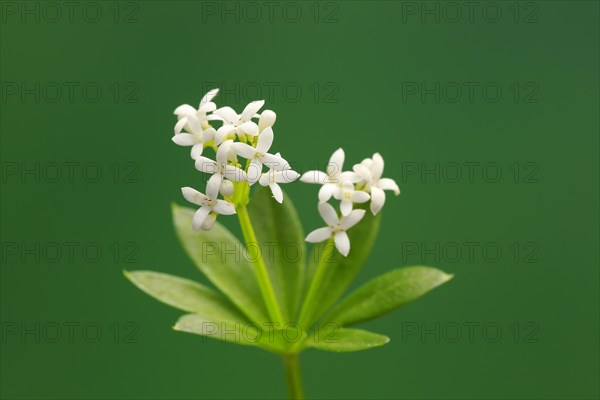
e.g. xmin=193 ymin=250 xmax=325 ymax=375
xmin=1 ymin=1 xmax=598 ymax=399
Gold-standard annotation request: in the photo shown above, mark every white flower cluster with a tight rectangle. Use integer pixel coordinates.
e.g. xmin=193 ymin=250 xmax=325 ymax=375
xmin=301 ymin=149 xmax=400 ymax=257
xmin=172 ymin=89 xmax=300 ymax=231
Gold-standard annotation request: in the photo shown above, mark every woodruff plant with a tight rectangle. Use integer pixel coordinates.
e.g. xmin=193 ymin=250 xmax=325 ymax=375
xmin=125 ymin=89 xmax=453 ymax=399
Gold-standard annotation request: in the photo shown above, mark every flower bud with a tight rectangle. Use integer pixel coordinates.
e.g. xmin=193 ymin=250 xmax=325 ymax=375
xmin=258 ymin=110 xmax=277 ymax=132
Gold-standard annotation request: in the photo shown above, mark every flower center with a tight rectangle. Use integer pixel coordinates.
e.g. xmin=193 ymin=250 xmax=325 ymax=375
xmin=342 ymin=191 xmax=352 ymax=200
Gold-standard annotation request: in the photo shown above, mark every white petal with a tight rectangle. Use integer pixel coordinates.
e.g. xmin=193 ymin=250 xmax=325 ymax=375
xmin=191 ymin=143 xmax=204 ymax=159
xmin=340 ymin=199 xmax=353 ymax=216
xmin=319 ymin=184 xmax=338 ymax=203
xmin=198 ymin=101 xmax=216 ymax=113
xmin=351 ymin=190 xmax=370 ymax=203
xmin=174 ymin=104 xmax=196 ymax=116
xmin=181 ymin=187 xmax=206 ymax=207
xmin=214 ymin=125 xmax=235 ymax=145
xmin=327 ymin=148 xmax=345 ymax=178
xmin=246 ymin=159 xmax=263 ymax=185
xmin=216 ymin=140 xmax=233 ymax=165
xmin=259 ymin=173 xmax=270 ymax=187
xmin=352 ymin=164 xmax=372 ymax=182
xmin=269 ymin=182 xmax=284 ymax=203
xmin=334 ymin=231 xmax=350 ymax=257
xmin=213 ymin=199 xmax=236 ymax=215
xmin=202 ymin=127 xmax=216 ymax=143
xmin=206 ymin=174 xmax=221 ymax=199
xmin=195 ymin=157 xmax=218 ymax=174
xmin=318 ymin=202 xmax=340 ymax=226
xmin=172 ymin=133 xmax=196 ymax=146
xmin=220 ymin=179 xmax=234 ymax=197
xmin=231 ymin=142 xmax=256 ymax=159
xmin=300 ymin=170 xmax=328 ymax=184
xmin=340 ymin=209 xmax=366 ymax=230
xmin=262 ymin=153 xmax=289 ymax=170
xmin=274 ymin=170 xmax=300 ymax=183
xmin=372 ymin=153 xmax=384 ymax=180
xmin=378 ymin=178 xmax=400 ymax=195
xmin=174 ymin=118 xmax=188 ymax=134
xmin=370 ymin=186 xmax=386 ymax=215
xmin=223 ymin=165 xmax=247 ymax=182
xmin=213 ymin=107 xmax=238 ymax=124
xmin=258 ymin=110 xmax=276 ymax=132
xmin=340 ymin=171 xmax=362 ymax=184
xmin=238 ymin=121 xmax=259 ymax=137
xmin=256 ymin=127 xmax=274 ymax=153
xmin=186 ymin=114 xmax=202 ymax=134
xmin=240 ymin=100 xmax=265 ymax=121
xmin=200 ymin=213 xmax=217 ymax=231
xmin=192 ymin=207 xmax=211 ymax=231
xmin=305 ymin=227 xmax=332 ymax=243
xmin=199 ymin=88 xmax=219 ymax=107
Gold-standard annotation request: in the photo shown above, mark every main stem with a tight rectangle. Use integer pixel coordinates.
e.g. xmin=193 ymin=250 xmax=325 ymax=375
xmin=283 ymin=354 xmax=304 ymax=400
xmin=237 ymin=205 xmax=285 ymax=325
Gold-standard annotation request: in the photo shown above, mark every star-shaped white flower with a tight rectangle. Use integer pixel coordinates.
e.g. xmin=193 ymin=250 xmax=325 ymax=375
xmin=353 ymin=153 xmax=400 ymax=215
xmin=213 ymin=100 xmax=265 ymax=145
xmin=174 ymin=88 xmax=220 ymax=134
xmin=172 ymin=114 xmax=216 ymax=159
xmin=181 ymin=183 xmax=236 ymax=231
xmin=305 ymin=203 xmax=366 ymax=257
xmin=259 ymin=167 xmax=300 ymax=203
xmin=195 ymin=140 xmax=246 ymax=197
xmin=333 ymin=181 xmax=370 ymax=216
xmin=231 ymin=127 xmax=289 ymax=185
xmin=300 ymin=148 xmax=360 ymax=202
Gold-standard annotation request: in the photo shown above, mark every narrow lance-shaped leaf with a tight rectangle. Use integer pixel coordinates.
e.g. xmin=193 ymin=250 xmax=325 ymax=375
xmin=172 ymin=204 xmax=269 ymax=324
xmin=124 ymin=270 xmax=248 ymax=323
xmin=326 ymin=266 xmax=454 ymax=327
xmin=302 ymin=209 xmax=381 ymax=327
xmin=174 ymin=314 xmax=288 ymax=353
xmin=307 ymin=327 xmax=390 ymax=353
xmin=248 ymin=186 xmax=305 ymax=322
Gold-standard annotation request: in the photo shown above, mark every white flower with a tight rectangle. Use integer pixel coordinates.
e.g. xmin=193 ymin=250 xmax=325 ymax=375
xmin=258 ymin=110 xmax=276 ymax=132
xmin=333 ymin=181 xmax=370 ymax=216
xmin=353 ymin=153 xmax=400 ymax=215
xmin=300 ymin=148 xmax=360 ymax=202
xmin=181 ymin=184 xmax=236 ymax=231
xmin=195 ymin=140 xmax=246 ymax=197
xmin=172 ymin=114 xmax=216 ymax=159
xmin=259 ymin=167 xmax=300 ymax=203
xmin=213 ymin=100 xmax=265 ymax=145
xmin=231 ymin=127 xmax=289 ymax=185
xmin=174 ymin=88 xmax=220 ymax=133
xmin=305 ymin=203 xmax=365 ymax=257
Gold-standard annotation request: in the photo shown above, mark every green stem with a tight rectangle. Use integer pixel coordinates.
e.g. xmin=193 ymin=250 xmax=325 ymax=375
xmin=237 ymin=205 xmax=285 ymax=325
xmin=283 ymin=354 xmax=304 ymax=400
xmin=297 ymin=238 xmax=333 ymax=330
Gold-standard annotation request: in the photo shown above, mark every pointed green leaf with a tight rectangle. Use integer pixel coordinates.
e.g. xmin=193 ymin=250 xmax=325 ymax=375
xmin=303 ymin=210 xmax=381 ymax=327
xmin=172 ymin=204 xmax=268 ymax=324
xmin=327 ymin=266 xmax=454 ymax=326
xmin=124 ymin=270 xmax=247 ymax=323
xmin=247 ymin=186 xmax=305 ymax=322
xmin=174 ymin=314 xmax=288 ymax=353
xmin=308 ymin=327 xmax=390 ymax=352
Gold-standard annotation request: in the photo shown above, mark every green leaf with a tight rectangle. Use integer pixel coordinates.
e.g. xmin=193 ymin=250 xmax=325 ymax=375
xmin=303 ymin=210 xmax=381 ymax=327
xmin=326 ymin=266 xmax=454 ymax=326
xmin=247 ymin=186 xmax=305 ymax=322
xmin=174 ymin=314 xmax=289 ymax=353
xmin=124 ymin=270 xmax=247 ymax=323
xmin=307 ymin=327 xmax=390 ymax=352
xmin=172 ymin=204 xmax=269 ymax=324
